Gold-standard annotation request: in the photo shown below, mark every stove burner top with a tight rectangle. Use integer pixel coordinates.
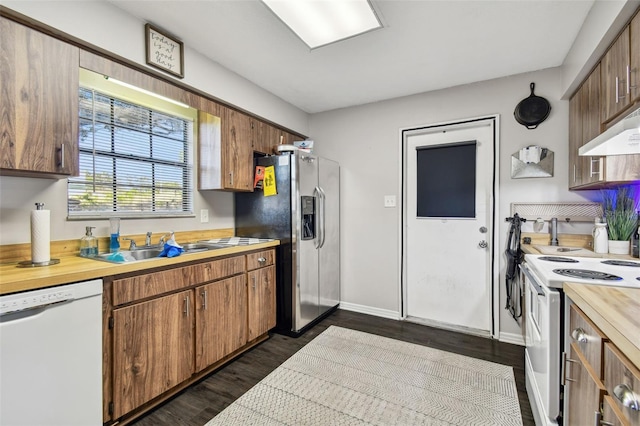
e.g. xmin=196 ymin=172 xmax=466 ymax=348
xmin=553 ymin=268 xmax=623 ymax=281
xmin=539 ymin=256 xmax=580 ymax=263
xmin=601 ymin=260 xmax=640 ymax=267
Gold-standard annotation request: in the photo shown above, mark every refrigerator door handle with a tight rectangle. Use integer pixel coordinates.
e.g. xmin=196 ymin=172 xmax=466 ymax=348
xmin=313 ymin=187 xmax=323 ymax=249
xmin=317 ymin=186 xmax=326 ymax=249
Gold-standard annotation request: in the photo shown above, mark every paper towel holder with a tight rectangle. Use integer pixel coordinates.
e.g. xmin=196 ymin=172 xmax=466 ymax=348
xmin=17 ymin=258 xmax=60 ymax=268
xmin=510 ymin=145 xmax=554 ymax=179
xmin=17 ymin=202 xmax=60 ymax=268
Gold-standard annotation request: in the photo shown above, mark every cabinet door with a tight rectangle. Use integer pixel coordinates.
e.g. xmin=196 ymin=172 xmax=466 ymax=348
xmin=604 ymin=342 xmax=640 ymax=426
xmin=630 ymin=12 xmax=640 ymax=103
xmin=569 ymin=89 xmax=583 ymax=188
xmin=247 ymin=265 xmax=276 ymax=340
xmin=112 ymin=290 xmax=194 ymax=418
xmin=602 ymin=395 xmax=628 ymax=426
xmin=601 ymin=27 xmax=631 ymax=122
xmin=0 ymin=17 xmax=79 ymax=176
xmin=195 ymin=275 xmax=247 ymax=372
xmin=222 ymin=108 xmax=253 ymax=191
xmin=565 ymin=342 xmax=606 ymax=426
xmin=580 ymin=65 xmax=604 ymax=186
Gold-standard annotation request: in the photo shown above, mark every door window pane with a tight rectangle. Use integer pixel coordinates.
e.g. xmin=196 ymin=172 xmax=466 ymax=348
xmin=416 ymin=141 xmax=476 ymax=218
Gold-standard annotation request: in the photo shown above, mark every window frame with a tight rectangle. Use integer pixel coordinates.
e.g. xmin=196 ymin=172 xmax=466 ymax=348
xmin=68 ymin=86 xmax=195 ymax=220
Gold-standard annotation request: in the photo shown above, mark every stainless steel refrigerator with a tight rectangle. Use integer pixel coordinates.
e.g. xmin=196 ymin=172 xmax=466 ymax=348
xmin=234 ymin=151 xmax=340 ymax=336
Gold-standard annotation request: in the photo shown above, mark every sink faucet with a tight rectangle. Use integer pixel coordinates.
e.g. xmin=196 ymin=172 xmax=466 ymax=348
xmin=145 ymin=232 xmax=152 ymax=246
xmin=121 ymin=237 xmax=137 ymax=250
xmin=159 ymin=232 xmax=173 ymax=246
xmin=550 ymin=217 xmax=559 ymax=246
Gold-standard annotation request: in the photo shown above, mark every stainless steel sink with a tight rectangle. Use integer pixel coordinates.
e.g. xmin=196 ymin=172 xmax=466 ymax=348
xmin=86 ymin=242 xmax=228 ymax=263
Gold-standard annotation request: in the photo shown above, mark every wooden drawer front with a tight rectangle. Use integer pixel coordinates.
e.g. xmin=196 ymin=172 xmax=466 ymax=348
xmin=569 ymin=304 xmax=607 ymax=378
xmin=196 ymin=255 xmax=245 ymax=283
xmin=566 ymin=342 xmax=607 ymax=426
xmin=113 ymin=267 xmax=195 ymax=306
xmin=604 ymin=343 xmax=640 ymax=426
xmin=246 ymin=249 xmax=275 ymax=271
xmin=602 ymin=395 xmax=629 ymax=426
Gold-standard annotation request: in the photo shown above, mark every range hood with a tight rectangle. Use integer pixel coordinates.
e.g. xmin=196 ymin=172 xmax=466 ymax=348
xmin=579 ymin=108 xmax=640 ymax=156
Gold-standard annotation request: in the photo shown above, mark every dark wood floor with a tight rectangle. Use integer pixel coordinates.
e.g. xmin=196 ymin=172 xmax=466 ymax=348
xmin=131 ymin=309 xmax=535 ymax=425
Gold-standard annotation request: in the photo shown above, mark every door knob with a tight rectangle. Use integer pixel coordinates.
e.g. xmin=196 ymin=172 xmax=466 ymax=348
xmin=479 ymin=240 xmax=488 ymax=248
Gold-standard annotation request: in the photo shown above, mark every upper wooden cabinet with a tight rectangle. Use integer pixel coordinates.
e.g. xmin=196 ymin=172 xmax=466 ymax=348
xmin=569 ymin=8 xmax=640 ymax=190
xmin=0 ymin=17 xmax=79 ymax=178
xmin=601 ymin=27 xmax=631 ymax=123
xmin=199 ymin=107 xmax=305 ymax=191
xmin=631 ymin=11 xmax=640 ymax=104
xmin=198 ymin=108 xmax=254 ymax=191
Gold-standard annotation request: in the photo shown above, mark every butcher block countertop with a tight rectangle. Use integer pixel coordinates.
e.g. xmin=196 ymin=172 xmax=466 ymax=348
xmin=0 ymin=240 xmax=279 ymax=296
xmin=564 ymin=283 xmax=640 ymax=368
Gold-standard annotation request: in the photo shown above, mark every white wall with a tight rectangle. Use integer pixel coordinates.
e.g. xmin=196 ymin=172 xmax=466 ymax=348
xmin=309 ymin=67 xmax=601 ymax=337
xmin=0 ymin=1 xmax=309 ymax=245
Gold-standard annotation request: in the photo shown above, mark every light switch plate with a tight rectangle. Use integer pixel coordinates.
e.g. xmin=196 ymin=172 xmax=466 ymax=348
xmin=200 ymin=209 xmax=209 ymax=223
xmin=384 ymin=195 xmax=396 ymax=208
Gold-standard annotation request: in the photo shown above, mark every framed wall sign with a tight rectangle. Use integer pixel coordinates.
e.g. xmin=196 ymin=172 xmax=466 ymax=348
xmin=145 ymin=23 xmax=184 ymax=78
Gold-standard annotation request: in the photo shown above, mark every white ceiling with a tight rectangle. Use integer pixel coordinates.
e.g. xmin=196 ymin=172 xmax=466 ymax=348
xmin=108 ymin=0 xmax=595 ymax=114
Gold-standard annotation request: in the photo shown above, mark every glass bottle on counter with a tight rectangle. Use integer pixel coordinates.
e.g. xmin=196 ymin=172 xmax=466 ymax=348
xmin=109 ymin=217 xmax=120 ymax=253
xmin=632 ymin=212 xmax=639 ymax=258
xmin=80 ymin=226 xmax=98 ymax=257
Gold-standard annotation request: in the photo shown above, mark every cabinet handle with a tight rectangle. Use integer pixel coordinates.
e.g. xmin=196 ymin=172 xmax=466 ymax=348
xmin=627 ymin=65 xmax=631 ymax=94
xmin=258 ymin=257 xmax=266 ymax=265
xmin=561 ymin=352 xmax=578 ymax=385
xmin=589 ymin=158 xmax=602 ymax=179
xmin=613 ymin=384 xmax=640 ymax=411
xmin=571 ymin=327 xmax=588 ymax=343
xmin=573 ymin=164 xmax=577 ymax=184
xmin=57 ymin=143 xmax=65 ymax=169
xmin=252 ymin=276 xmax=256 ymax=289
xmin=184 ymin=296 xmax=190 ymax=317
xmin=202 ymin=290 xmax=207 ymax=310
xmin=229 ymin=172 xmax=233 ymax=186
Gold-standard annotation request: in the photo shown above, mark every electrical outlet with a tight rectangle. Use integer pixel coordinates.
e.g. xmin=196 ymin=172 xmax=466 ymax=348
xmin=200 ymin=209 xmax=209 ymax=223
xmin=384 ymin=195 xmax=396 ymax=208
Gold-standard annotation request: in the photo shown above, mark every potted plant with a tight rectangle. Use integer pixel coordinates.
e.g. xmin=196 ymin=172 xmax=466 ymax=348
xmin=601 ymin=186 xmax=639 ymax=255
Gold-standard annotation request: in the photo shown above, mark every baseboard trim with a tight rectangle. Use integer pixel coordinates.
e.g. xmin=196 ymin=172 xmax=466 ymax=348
xmin=499 ymin=331 xmax=525 ymax=346
xmin=339 ymin=302 xmax=401 ymax=320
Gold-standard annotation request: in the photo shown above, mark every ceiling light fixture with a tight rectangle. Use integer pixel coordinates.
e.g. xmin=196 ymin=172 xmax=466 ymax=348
xmin=103 ymin=76 xmax=190 ymax=109
xmin=261 ymin=0 xmax=382 ymax=49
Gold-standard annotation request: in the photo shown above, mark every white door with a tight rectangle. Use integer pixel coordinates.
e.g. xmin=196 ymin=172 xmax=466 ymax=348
xmin=403 ymin=118 xmax=496 ymax=335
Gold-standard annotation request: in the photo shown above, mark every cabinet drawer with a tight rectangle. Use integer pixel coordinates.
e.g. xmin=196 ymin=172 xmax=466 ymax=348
xmin=569 ymin=304 xmax=607 ymax=378
xmin=246 ymin=249 xmax=275 ymax=271
xmin=602 ymin=395 xmax=628 ymax=426
xmin=604 ymin=343 xmax=640 ymax=426
xmin=195 ymin=255 xmax=245 ymax=283
xmin=113 ymin=266 xmax=196 ymax=305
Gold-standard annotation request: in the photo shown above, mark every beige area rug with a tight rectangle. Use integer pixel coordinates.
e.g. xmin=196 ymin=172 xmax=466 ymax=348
xmin=205 ymin=326 xmax=523 ymax=425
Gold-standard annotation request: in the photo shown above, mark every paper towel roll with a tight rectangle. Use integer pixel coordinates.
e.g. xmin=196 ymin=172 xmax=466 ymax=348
xmin=31 ymin=207 xmax=50 ymax=263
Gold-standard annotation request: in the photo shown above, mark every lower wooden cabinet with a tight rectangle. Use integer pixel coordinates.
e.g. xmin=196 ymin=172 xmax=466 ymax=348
xmin=565 ymin=300 xmax=640 ymax=426
xmin=195 ymin=275 xmax=248 ymax=372
xmin=602 ymin=395 xmax=628 ymax=426
xmin=565 ymin=341 xmax=606 ymax=426
xmin=112 ymin=290 xmax=194 ymax=418
xmin=604 ymin=342 xmax=640 ymax=426
xmin=104 ymin=248 xmax=277 ymax=424
xmin=248 ymin=265 xmax=276 ymax=340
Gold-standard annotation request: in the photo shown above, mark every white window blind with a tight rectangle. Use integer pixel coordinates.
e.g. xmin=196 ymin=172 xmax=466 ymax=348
xmin=68 ymin=87 xmax=193 ymax=218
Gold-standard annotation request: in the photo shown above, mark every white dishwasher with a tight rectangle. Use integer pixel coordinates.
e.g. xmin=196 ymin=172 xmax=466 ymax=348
xmin=0 ymin=279 xmax=103 ymax=426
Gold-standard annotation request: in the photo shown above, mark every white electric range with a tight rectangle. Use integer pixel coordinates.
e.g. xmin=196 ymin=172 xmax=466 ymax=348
xmin=520 ymin=254 xmax=640 ymax=426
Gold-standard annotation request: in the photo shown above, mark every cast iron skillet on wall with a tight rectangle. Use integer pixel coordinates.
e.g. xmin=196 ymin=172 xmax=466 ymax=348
xmin=514 ymin=82 xmax=551 ymax=129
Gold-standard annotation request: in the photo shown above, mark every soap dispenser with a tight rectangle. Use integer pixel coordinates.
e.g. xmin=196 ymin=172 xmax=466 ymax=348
xmin=80 ymin=226 xmax=99 ymax=257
